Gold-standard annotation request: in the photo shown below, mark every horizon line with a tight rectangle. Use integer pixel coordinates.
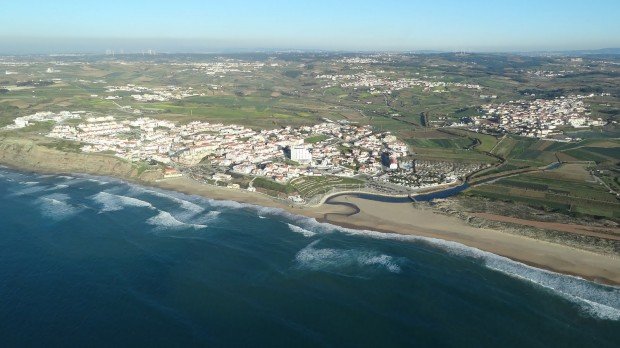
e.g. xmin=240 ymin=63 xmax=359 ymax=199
xmin=1 ymin=47 xmax=619 ymax=57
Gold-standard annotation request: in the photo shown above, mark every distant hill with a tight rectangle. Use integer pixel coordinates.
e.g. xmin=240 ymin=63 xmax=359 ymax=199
xmin=559 ymin=48 xmax=620 ymax=56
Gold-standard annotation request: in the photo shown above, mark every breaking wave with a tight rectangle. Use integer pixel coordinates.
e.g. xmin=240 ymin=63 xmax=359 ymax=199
xmin=87 ymin=178 xmax=109 ymax=185
xmin=10 ymin=184 xmax=48 ymax=197
xmin=333 ymin=227 xmax=620 ymax=321
xmin=143 ymin=189 xmax=205 ymax=214
xmin=36 ymin=193 xmax=82 ymax=221
xmin=188 ymin=210 xmax=222 ymax=225
xmin=295 ymin=240 xmax=402 ymax=273
xmin=46 ymin=184 xmax=69 ymax=191
xmin=91 ymin=192 xmax=155 ymax=212
xmin=16 ymin=167 xmax=616 ymax=321
xmin=193 ymin=195 xmax=620 ymax=321
xmin=146 ymin=210 xmax=207 ymax=230
xmin=204 ymin=210 xmax=221 ymax=219
xmin=124 ymin=185 xmax=207 ymax=215
xmin=287 ymin=223 xmax=317 ymax=237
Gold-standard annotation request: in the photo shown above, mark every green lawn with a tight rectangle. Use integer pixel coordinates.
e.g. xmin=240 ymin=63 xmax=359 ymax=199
xmin=304 ymin=134 xmax=329 ymax=144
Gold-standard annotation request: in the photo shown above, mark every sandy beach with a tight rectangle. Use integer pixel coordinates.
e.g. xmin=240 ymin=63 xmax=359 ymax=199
xmin=152 ymin=176 xmax=620 ymax=285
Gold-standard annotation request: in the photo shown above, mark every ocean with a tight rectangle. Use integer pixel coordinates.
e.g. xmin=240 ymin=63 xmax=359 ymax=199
xmin=0 ymin=167 xmax=618 ymax=347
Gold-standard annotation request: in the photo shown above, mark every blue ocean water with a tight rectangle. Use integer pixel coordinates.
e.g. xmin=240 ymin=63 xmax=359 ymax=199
xmin=0 ymin=167 xmax=618 ymax=347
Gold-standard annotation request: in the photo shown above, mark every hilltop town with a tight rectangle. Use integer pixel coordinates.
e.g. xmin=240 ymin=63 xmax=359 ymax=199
xmin=471 ymin=94 xmax=607 ymax=139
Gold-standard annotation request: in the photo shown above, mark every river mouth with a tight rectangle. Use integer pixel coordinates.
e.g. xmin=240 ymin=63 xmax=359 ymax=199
xmin=324 ymin=182 xmax=470 ymax=205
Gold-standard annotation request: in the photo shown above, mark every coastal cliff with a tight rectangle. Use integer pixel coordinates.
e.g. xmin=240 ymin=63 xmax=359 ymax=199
xmin=0 ymin=137 xmax=162 ymax=181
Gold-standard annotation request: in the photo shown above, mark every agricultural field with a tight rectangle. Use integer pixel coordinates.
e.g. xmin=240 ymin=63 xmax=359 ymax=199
xmin=406 ymin=137 xmax=474 ymax=149
xmin=466 ymin=163 xmax=620 ymax=219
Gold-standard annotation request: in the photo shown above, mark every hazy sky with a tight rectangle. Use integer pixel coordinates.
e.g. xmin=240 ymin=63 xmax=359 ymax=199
xmin=1 ymin=0 xmax=619 ymax=53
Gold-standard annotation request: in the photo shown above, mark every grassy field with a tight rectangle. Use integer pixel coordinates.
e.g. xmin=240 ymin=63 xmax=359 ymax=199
xmin=401 ymin=128 xmax=501 ymax=164
xmin=441 ymin=129 xmax=499 ymax=152
xmin=406 ymin=137 xmax=474 ymax=149
xmin=466 ymin=163 xmax=620 ymax=219
xmin=470 ymin=162 xmax=530 ymax=179
xmin=410 ymin=147 xmax=499 ymax=163
xmin=304 ymin=134 xmax=329 ymax=144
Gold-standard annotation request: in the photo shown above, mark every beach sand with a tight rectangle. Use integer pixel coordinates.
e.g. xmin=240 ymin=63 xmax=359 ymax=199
xmin=153 ymin=177 xmax=620 ymax=285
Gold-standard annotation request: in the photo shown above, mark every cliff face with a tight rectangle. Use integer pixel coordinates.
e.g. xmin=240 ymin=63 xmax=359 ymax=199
xmin=0 ymin=137 xmax=162 ymax=182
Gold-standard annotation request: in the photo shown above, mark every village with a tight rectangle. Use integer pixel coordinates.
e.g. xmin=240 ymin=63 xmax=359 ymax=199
xmin=470 ymin=94 xmax=607 ymax=139
xmin=316 ymin=72 xmax=482 ymax=94
xmin=103 ymin=84 xmax=202 ymax=102
xmin=173 ymin=59 xmax=270 ymax=76
xmin=3 ymin=110 xmax=482 ymax=199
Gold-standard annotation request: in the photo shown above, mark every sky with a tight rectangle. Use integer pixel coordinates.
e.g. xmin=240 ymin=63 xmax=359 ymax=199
xmin=0 ymin=0 xmax=619 ymax=53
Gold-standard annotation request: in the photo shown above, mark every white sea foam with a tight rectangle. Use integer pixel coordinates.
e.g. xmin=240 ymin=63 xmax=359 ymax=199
xmin=295 ymin=240 xmax=401 ymax=273
xmin=204 ymin=210 xmax=221 ymax=219
xmin=56 ymin=175 xmax=76 ymax=180
xmin=146 ymin=210 xmax=207 ymax=230
xmin=217 ymin=197 xmax=620 ymax=321
xmin=287 ymin=223 xmax=317 ymax=237
xmin=205 ymin=199 xmax=246 ymax=210
xmin=87 ymin=178 xmax=109 ymax=185
xmin=188 ymin=210 xmax=222 ymax=225
xmin=11 ymin=184 xmax=48 ymax=196
xmin=157 ymin=193 xmax=204 ymax=214
xmin=485 ymin=258 xmax=620 ymax=321
xmin=36 ymin=193 xmax=81 ymax=221
xmin=46 ymin=184 xmax=69 ymax=191
xmin=91 ymin=192 xmax=155 ymax=212
xmin=27 ymin=173 xmax=617 ymax=321
xmin=178 ymin=199 xmax=205 ymax=213
xmin=331 ymin=227 xmax=620 ymax=321
xmin=127 ymin=185 xmax=206 ymax=214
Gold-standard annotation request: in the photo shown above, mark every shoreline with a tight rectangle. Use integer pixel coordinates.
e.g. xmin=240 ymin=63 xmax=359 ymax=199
xmin=147 ymin=176 xmax=620 ymax=286
xmin=0 ymin=140 xmax=618 ymax=286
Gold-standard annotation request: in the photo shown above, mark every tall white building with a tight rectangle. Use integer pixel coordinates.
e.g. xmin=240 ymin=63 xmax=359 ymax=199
xmin=290 ymin=145 xmax=312 ymax=164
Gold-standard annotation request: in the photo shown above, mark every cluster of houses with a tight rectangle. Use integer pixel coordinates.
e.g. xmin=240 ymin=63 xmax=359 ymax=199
xmin=41 ymin=115 xmax=412 ymax=182
xmin=336 ymin=57 xmax=383 ymax=64
xmin=174 ymin=59 xmax=270 ymax=76
xmin=36 ymin=112 xmax=481 ymax=190
xmin=316 ymin=73 xmax=481 ymax=94
xmin=522 ymin=69 xmax=573 ymax=78
xmin=103 ymin=84 xmax=201 ymax=102
xmin=378 ymin=160 xmax=485 ymax=188
xmin=0 ymin=101 xmax=502 ymax=198
xmin=475 ymin=95 xmax=606 ymax=138
xmin=4 ymin=111 xmax=84 ymax=129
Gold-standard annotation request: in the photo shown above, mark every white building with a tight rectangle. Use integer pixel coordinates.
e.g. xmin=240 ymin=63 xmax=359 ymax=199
xmin=290 ymin=145 xmax=312 ymax=164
